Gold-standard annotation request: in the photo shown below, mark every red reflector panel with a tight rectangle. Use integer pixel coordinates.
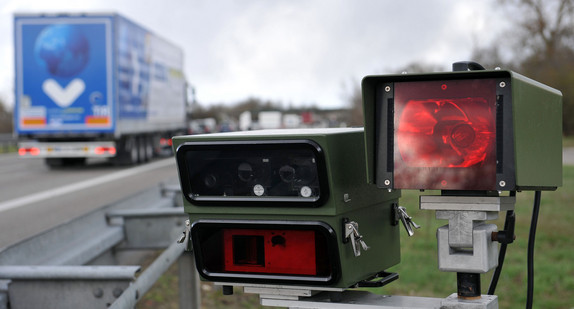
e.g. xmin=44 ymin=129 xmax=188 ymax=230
xmin=223 ymin=229 xmax=316 ymax=275
xmin=19 ymin=147 xmax=40 ymax=156
xmin=85 ymin=116 xmax=110 ymax=126
xmin=21 ymin=118 xmax=46 ymax=127
xmin=94 ymin=147 xmax=117 ymax=155
xmin=160 ymin=138 xmax=173 ymax=146
xmin=394 ymin=79 xmax=497 ymax=190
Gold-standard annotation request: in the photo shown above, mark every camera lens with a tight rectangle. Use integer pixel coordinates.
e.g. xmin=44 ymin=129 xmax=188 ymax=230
xmin=279 ymin=165 xmax=295 ymax=183
xmin=204 ymin=173 xmax=218 ymax=188
xmin=238 ymin=162 xmax=254 ymax=182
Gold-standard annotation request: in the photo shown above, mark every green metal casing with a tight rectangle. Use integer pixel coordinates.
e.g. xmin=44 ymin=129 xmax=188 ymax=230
xmin=362 ymin=70 xmax=562 ymax=191
xmin=173 ymin=128 xmax=401 ymax=288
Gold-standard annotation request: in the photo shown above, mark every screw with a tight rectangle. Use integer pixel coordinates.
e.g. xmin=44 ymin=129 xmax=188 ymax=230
xmin=113 ymin=287 xmax=124 ymax=298
xmin=93 ymin=288 xmax=104 ymax=298
xmin=384 ymin=179 xmax=391 ymax=186
xmin=384 ymin=86 xmax=391 ymax=92
xmin=343 ymin=193 xmax=351 ymax=203
xmin=499 ymin=180 xmax=506 ymax=187
xmin=499 ymin=81 xmax=506 ymax=88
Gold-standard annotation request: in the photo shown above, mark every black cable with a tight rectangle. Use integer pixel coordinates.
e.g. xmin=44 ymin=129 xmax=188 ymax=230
xmin=487 ymin=210 xmax=515 ymax=295
xmin=526 ymin=191 xmax=542 ymax=309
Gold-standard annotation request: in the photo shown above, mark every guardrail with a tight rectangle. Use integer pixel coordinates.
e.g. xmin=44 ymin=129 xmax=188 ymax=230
xmin=0 ymin=182 xmax=199 ymax=309
xmin=0 ymin=134 xmax=16 ymax=153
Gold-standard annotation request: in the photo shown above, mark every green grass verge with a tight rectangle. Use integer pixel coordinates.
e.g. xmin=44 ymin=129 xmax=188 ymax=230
xmin=0 ymin=145 xmax=17 ymax=153
xmin=138 ymin=166 xmax=574 ymax=308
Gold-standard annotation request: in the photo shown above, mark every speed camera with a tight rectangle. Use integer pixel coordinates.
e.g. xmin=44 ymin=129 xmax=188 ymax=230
xmin=173 ymin=128 xmax=401 ymax=289
xmin=361 ymin=70 xmax=562 ymax=191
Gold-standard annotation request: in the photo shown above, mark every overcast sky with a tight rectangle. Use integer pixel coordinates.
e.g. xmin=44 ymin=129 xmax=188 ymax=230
xmin=0 ymin=0 xmax=508 ymax=110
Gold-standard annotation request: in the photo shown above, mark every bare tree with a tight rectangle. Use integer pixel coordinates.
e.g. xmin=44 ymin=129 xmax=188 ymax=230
xmin=503 ymin=0 xmax=574 ymax=61
xmin=0 ymin=99 xmax=13 ymax=133
xmin=472 ymin=0 xmax=574 ymax=134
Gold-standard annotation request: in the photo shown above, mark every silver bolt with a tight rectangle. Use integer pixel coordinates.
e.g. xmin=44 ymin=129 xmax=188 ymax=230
xmin=499 ymin=81 xmax=506 ymax=88
xmin=113 ymin=287 xmax=124 ymax=298
xmin=343 ymin=193 xmax=351 ymax=203
xmin=384 ymin=179 xmax=391 ymax=186
xmin=499 ymin=180 xmax=506 ymax=187
xmin=93 ymin=288 xmax=104 ymax=298
xmin=384 ymin=86 xmax=391 ymax=92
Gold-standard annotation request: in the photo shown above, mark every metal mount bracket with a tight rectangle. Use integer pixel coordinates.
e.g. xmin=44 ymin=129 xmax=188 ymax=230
xmin=214 ymin=282 xmax=344 ymax=301
xmin=442 ymin=293 xmax=499 ymax=309
xmin=420 ymin=195 xmax=515 ymax=274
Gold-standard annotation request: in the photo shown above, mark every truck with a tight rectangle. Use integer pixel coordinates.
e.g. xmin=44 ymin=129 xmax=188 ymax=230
xmin=257 ymin=111 xmax=283 ymax=129
xmin=13 ymin=13 xmax=188 ymax=166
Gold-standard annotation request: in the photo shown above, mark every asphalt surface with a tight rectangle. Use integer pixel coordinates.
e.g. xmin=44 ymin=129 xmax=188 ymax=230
xmin=0 ymin=155 xmax=178 ymax=249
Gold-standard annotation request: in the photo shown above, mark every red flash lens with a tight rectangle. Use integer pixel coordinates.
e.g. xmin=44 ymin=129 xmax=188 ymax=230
xmin=397 ymin=97 xmax=495 ymax=167
xmin=393 ymin=79 xmax=497 ymax=190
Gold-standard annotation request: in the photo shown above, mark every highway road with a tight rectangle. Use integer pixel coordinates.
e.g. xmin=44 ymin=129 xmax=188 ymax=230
xmin=0 ymin=154 xmax=180 ymax=250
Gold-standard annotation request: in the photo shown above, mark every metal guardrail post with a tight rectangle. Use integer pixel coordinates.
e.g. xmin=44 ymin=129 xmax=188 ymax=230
xmin=179 ymin=251 xmax=201 ymax=309
xmin=0 ymin=280 xmax=7 ymax=309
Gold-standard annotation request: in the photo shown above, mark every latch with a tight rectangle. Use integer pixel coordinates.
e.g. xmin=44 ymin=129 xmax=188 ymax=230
xmin=177 ymin=219 xmax=192 ymax=251
xmin=344 ymin=220 xmax=369 ymax=257
xmin=396 ymin=205 xmax=420 ymax=237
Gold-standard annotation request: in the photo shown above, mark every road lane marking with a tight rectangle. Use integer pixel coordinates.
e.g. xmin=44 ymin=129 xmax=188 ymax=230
xmin=0 ymin=158 xmax=176 ymax=213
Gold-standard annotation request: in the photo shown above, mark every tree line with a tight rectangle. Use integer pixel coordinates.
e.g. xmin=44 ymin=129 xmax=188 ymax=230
xmin=473 ymin=0 xmax=574 ymax=135
xmin=348 ymin=0 xmax=574 ymax=136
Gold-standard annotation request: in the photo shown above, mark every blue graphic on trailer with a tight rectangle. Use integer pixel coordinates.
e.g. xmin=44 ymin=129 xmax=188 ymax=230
xmin=17 ymin=17 xmax=112 ymax=133
xmin=35 ymin=24 xmax=90 ymax=78
xmin=116 ymin=16 xmax=151 ymax=120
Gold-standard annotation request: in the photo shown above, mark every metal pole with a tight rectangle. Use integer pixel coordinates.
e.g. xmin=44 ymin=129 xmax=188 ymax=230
xmin=109 ymin=240 xmax=185 ymax=309
xmin=178 ymin=251 xmax=201 ymax=309
xmin=457 ymin=272 xmax=481 ymax=299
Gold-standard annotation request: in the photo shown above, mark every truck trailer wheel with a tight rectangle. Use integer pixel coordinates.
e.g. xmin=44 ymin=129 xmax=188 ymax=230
xmin=138 ymin=136 xmax=148 ymax=163
xmin=113 ymin=136 xmax=139 ymax=165
xmin=144 ymin=136 xmax=154 ymax=161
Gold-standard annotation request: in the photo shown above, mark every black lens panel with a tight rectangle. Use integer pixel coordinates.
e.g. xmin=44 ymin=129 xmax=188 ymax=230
xmin=176 ymin=140 xmax=329 ymax=207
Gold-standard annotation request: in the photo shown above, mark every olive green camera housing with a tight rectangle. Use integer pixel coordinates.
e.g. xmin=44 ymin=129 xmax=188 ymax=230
xmin=173 ymin=128 xmax=401 ymax=289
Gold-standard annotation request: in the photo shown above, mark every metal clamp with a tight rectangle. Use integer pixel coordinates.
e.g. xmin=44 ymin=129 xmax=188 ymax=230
xmin=397 ymin=206 xmax=420 ymax=237
xmin=177 ymin=219 xmax=192 ymax=251
xmin=344 ymin=221 xmax=369 ymax=257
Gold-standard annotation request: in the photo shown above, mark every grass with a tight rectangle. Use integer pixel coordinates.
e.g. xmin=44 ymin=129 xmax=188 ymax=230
xmin=138 ymin=166 xmax=574 ymax=309
xmin=564 ymin=135 xmax=574 ymax=148
xmin=0 ymin=145 xmax=17 ymax=153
